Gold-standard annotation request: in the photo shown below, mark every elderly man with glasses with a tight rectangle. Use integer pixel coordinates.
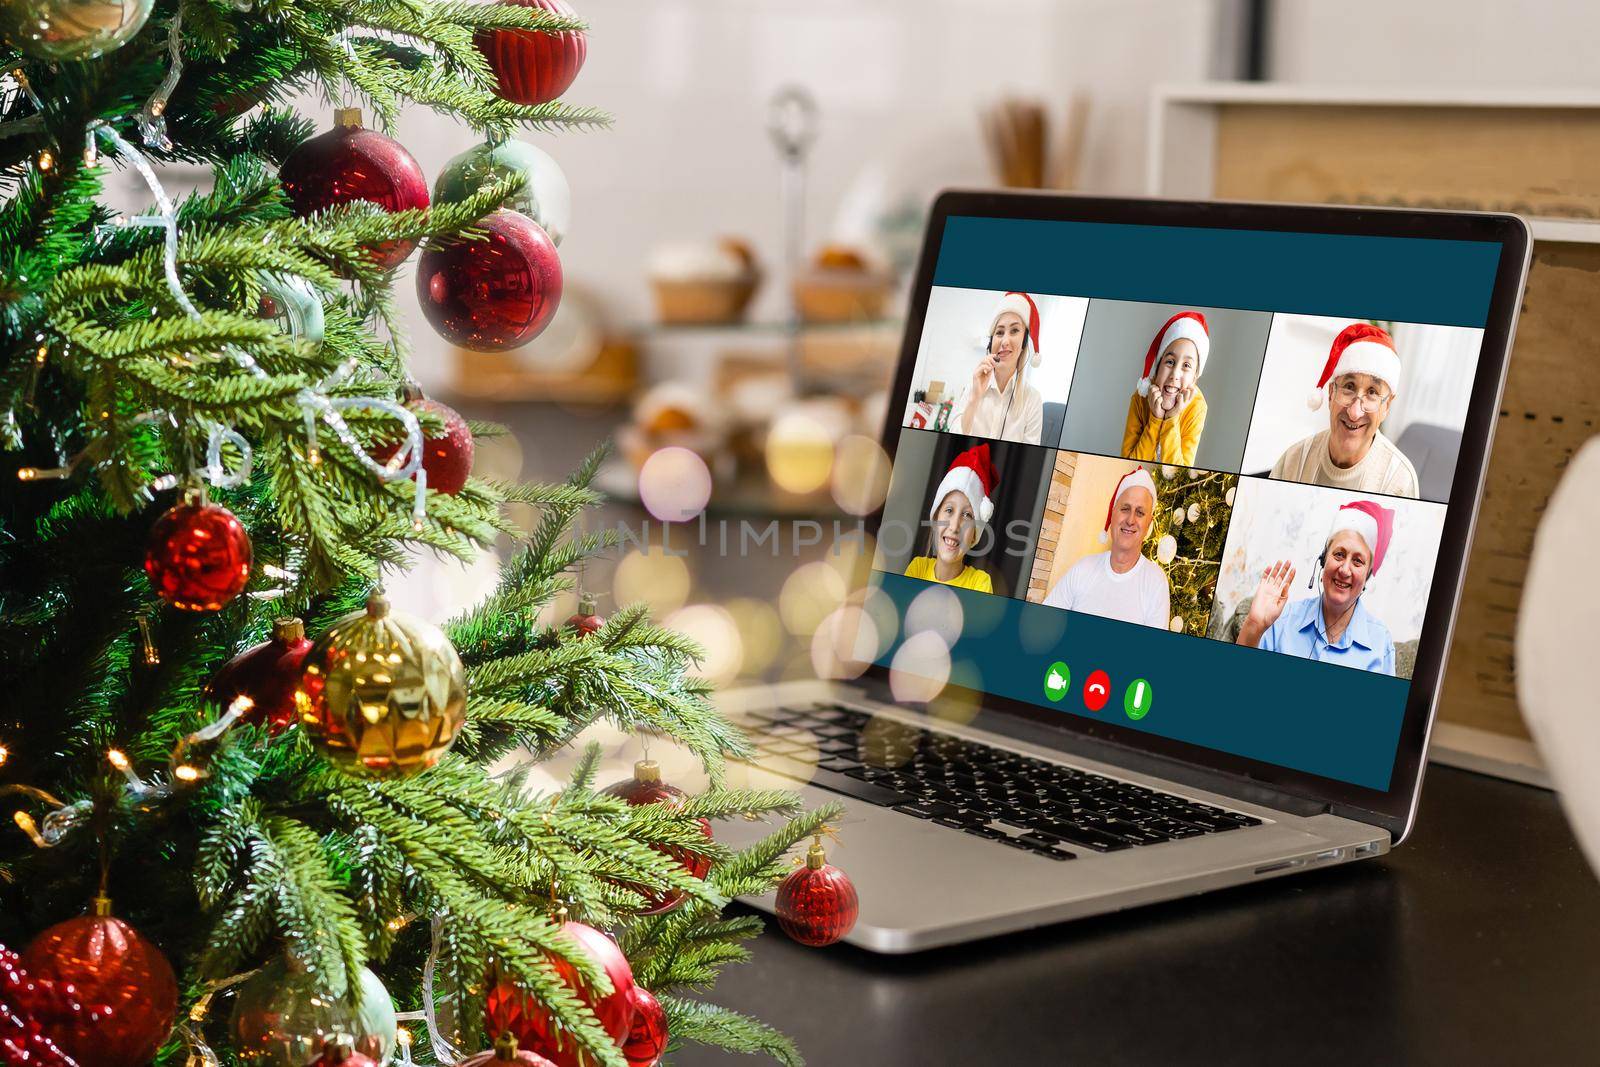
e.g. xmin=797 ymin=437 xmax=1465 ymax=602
xmin=1268 ymin=323 xmax=1419 ymax=498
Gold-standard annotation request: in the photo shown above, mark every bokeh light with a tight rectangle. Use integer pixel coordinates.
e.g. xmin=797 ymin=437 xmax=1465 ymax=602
xmin=889 ymin=630 xmax=950 ymax=703
xmin=614 ymin=546 xmax=691 ymax=614
xmin=811 ymin=604 xmax=875 ymax=680
xmin=904 ymin=584 xmax=963 ymax=646
xmin=724 ymin=597 xmax=784 ymax=677
xmin=847 ymin=585 xmax=898 ymax=662
xmin=765 ymin=414 xmax=834 ymax=494
xmin=638 ymin=446 xmax=712 ymax=522
xmin=824 ymin=531 xmax=874 ymax=587
xmin=778 ymin=561 xmax=847 ymax=636
xmin=859 ymin=715 xmax=921 ymax=769
xmin=472 ymin=428 xmax=524 ymax=483
xmin=1019 ymin=602 xmax=1069 ymax=655
xmin=957 ymin=588 xmax=1006 ymax=638
xmin=389 ymin=547 xmax=501 ymax=620
xmin=830 ymin=435 xmax=891 ymax=516
xmin=928 ymin=659 xmax=984 ymax=726
xmin=663 ymin=603 xmax=743 ymax=685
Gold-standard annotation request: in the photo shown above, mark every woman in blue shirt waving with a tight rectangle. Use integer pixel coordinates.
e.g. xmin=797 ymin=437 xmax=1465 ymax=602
xmin=1235 ymin=499 xmax=1397 ymax=676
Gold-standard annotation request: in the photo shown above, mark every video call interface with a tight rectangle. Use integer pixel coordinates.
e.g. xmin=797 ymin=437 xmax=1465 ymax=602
xmin=867 ymin=215 xmax=1502 ymax=792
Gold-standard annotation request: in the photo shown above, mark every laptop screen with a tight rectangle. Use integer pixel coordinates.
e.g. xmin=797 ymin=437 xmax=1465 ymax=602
xmin=866 ymin=212 xmax=1505 ymax=794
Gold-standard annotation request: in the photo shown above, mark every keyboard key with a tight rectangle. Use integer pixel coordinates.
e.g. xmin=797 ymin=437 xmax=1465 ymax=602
xmin=1036 ymin=821 xmax=1133 ymax=852
xmin=805 ymin=767 xmax=910 ymax=807
xmin=895 ymin=800 xmax=958 ymax=820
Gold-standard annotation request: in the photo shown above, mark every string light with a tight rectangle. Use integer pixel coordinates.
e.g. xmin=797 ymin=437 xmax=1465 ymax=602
xmin=0 ymin=743 xmax=8 ymax=766
xmin=35 ymin=148 xmax=53 ymax=172
xmin=16 ymin=466 xmax=71 ymax=481
xmin=12 ymin=810 xmax=46 ymax=848
xmin=173 ymin=763 xmax=203 ymax=783
xmin=137 ymin=614 xmax=160 ymax=666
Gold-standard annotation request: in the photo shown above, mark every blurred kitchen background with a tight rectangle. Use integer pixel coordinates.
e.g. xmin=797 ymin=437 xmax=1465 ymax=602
xmin=202 ymin=0 xmax=1600 ymax=782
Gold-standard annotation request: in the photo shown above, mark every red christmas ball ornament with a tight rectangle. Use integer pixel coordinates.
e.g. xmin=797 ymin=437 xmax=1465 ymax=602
xmin=19 ymin=899 xmax=179 ymax=1067
xmin=775 ymin=836 xmax=858 ymax=948
xmin=372 ymin=389 xmax=476 ymax=495
xmin=205 ymin=617 xmax=313 ymax=734
xmin=306 ymin=1034 xmax=380 ymax=1067
xmin=280 ymin=108 xmax=430 ymax=271
xmin=476 ymin=0 xmax=587 ymax=106
xmin=143 ymin=490 xmax=253 ymax=612
xmin=483 ymin=917 xmax=635 ymax=1067
xmin=565 ymin=592 xmax=603 ymax=636
xmin=456 ymin=1031 xmax=558 ymax=1066
xmin=601 ymin=759 xmax=713 ymax=915
xmin=1 ymin=942 xmax=112 ymax=1067
xmin=620 ymin=987 xmax=667 ymax=1067
xmin=416 ymin=208 xmax=562 ymax=352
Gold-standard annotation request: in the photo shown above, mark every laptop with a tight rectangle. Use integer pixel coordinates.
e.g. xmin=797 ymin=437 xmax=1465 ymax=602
xmin=716 ymin=192 xmax=1530 ymax=953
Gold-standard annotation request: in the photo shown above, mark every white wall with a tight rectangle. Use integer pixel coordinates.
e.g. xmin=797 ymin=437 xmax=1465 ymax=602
xmin=397 ymin=0 xmax=1219 ymax=387
xmin=1269 ymin=0 xmax=1600 ymax=87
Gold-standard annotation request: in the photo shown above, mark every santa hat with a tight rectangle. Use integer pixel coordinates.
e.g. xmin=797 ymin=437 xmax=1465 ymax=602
xmin=1326 ymin=499 xmax=1395 ymax=576
xmin=1136 ymin=311 xmax=1209 ymax=397
xmin=1308 ymin=323 xmax=1400 ymax=410
xmin=929 ymin=443 xmax=998 ymax=535
xmin=1098 ymin=467 xmax=1158 ymax=544
xmin=989 ymin=292 xmax=1042 ymax=368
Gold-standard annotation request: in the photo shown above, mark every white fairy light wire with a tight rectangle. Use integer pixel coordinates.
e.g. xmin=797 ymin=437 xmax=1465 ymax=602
xmin=135 ymin=11 xmax=184 ymax=151
xmin=82 ymin=120 xmax=431 ymax=520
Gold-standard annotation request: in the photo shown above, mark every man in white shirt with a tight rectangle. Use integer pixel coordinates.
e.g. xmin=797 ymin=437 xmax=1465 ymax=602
xmin=951 ymin=291 xmax=1045 ymax=444
xmin=1042 ymin=467 xmax=1171 ymax=630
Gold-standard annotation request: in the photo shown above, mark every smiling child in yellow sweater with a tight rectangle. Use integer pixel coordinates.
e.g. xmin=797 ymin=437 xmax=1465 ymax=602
xmin=1121 ymin=310 xmax=1211 ymax=467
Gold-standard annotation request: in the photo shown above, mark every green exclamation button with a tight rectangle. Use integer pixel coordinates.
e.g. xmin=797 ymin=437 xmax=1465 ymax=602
xmin=1124 ymin=678 xmax=1153 ymax=720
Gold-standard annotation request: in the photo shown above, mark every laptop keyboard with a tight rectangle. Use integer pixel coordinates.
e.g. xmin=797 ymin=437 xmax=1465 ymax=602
xmin=740 ymin=703 xmax=1264 ymax=862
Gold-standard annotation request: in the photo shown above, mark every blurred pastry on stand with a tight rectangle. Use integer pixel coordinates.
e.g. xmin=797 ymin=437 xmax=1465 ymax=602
xmin=793 ymin=243 xmax=894 ymax=324
xmin=617 ymin=381 xmax=734 ymax=481
xmin=649 ymin=238 xmax=762 ymax=324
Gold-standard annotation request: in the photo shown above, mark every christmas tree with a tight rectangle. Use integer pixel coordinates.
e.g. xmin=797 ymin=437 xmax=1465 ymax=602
xmin=1146 ymin=465 xmax=1238 ymax=637
xmin=0 ymin=2 xmax=837 ymax=1064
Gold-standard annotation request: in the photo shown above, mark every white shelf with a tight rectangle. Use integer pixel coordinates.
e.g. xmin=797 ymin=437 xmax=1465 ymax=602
xmin=1154 ymin=82 xmax=1600 ymax=110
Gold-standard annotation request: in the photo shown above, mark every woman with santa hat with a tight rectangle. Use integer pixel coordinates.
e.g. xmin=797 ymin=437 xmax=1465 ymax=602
xmin=952 ymin=291 xmax=1045 ymax=445
xmin=1235 ymin=499 xmax=1397 ymax=675
xmin=1042 ymin=467 xmax=1171 ymax=629
xmin=1122 ymin=311 xmax=1211 ymax=466
xmin=903 ymin=443 xmax=997 ymax=592
xmin=1270 ymin=323 xmax=1419 ymax=498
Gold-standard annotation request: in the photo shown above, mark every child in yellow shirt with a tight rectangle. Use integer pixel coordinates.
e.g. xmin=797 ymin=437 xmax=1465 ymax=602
xmin=1122 ymin=310 xmax=1211 ymax=467
xmin=903 ymin=443 xmax=997 ymax=594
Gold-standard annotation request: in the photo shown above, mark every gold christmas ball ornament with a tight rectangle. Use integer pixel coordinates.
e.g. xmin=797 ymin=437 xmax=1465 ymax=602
xmin=0 ymin=0 xmax=154 ymax=61
xmin=296 ymin=591 xmax=467 ymax=777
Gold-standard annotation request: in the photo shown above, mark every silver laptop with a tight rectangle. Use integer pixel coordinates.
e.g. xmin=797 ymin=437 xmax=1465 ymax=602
xmin=718 ymin=192 xmax=1530 ymax=953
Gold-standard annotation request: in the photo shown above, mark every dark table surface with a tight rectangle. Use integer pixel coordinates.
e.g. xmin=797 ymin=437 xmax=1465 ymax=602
xmin=679 ymin=766 xmax=1599 ymax=1067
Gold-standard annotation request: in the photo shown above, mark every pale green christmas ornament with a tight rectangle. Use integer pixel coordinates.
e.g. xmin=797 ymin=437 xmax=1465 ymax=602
xmin=434 ymin=139 xmax=572 ymax=246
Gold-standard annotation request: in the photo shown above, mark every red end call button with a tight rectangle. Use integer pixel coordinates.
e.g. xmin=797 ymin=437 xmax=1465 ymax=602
xmin=1083 ymin=670 xmax=1111 ymax=712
